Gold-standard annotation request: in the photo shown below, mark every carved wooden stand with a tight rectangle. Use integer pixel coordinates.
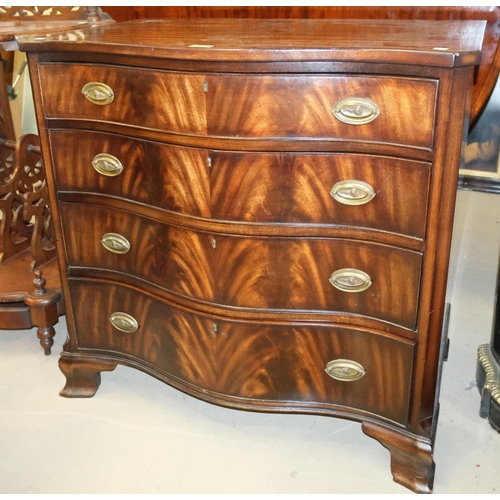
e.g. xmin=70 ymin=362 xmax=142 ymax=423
xmin=0 ymin=7 xmax=112 ymax=353
xmin=0 ymin=127 xmax=63 ymax=354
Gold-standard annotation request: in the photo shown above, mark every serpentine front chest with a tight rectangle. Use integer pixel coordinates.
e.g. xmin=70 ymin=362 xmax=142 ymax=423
xmin=21 ymin=18 xmax=485 ymax=493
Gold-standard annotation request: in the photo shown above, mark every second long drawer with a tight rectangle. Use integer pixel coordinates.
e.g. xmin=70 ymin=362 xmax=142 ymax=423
xmin=50 ymin=130 xmax=431 ymax=239
xmin=60 ymin=203 xmax=422 ymax=330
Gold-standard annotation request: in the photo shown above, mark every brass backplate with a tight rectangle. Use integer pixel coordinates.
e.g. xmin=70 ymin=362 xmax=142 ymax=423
xmin=325 ymin=359 xmax=366 ymax=382
xmin=329 ymin=268 xmax=372 ymax=293
xmin=332 ymin=97 xmax=380 ymax=125
xmin=330 ymin=179 xmax=376 ymax=206
xmin=82 ymin=81 xmax=115 ymax=105
xmin=101 ymin=233 xmax=131 ymax=254
xmin=92 ymin=153 xmax=123 ymax=177
xmin=109 ymin=312 xmax=139 ymax=333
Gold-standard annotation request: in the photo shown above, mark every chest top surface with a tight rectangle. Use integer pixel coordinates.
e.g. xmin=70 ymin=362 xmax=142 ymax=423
xmin=18 ymin=18 xmax=485 ymax=67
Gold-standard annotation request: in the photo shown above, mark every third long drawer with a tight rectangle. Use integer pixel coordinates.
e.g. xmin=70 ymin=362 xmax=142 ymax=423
xmin=60 ymin=202 xmax=422 ymax=330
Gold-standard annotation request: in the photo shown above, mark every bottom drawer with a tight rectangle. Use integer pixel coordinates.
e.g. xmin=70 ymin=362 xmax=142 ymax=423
xmin=69 ymin=280 xmax=414 ymax=424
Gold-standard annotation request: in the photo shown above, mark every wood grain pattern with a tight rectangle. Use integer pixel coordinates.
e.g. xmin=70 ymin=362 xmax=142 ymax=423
xmin=23 ymin=17 xmax=483 ymax=494
xmin=362 ymin=420 xmax=435 ymax=493
xmin=60 ymin=203 xmax=423 ymax=329
xmin=102 ymin=6 xmax=498 ymax=123
xmin=49 ymin=130 xmax=430 ymax=239
xmin=18 ymin=18 xmax=485 ymax=68
xmin=42 ymin=66 xmax=436 ymax=148
xmin=207 ymin=75 xmax=437 ymax=148
xmin=69 ymin=279 xmax=414 ymax=424
xmin=59 ymin=354 xmax=117 ymax=398
xmin=49 ymin=130 xmax=211 ymax=217
xmin=39 ymin=64 xmax=207 ymax=134
xmin=210 ymin=151 xmax=430 ymax=238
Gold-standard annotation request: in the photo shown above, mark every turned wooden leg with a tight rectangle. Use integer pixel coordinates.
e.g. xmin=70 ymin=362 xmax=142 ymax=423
xmin=59 ymin=355 xmax=117 ymax=398
xmin=24 ymin=270 xmax=61 ymax=355
xmin=36 ymin=325 xmax=56 ymax=355
xmin=362 ymin=421 xmax=435 ymax=494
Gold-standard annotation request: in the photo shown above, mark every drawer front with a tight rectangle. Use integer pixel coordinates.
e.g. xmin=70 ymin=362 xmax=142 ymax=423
xmin=207 ymin=75 xmax=437 ymax=147
xmin=210 ymin=151 xmax=430 ymax=238
xmin=50 ymin=130 xmax=211 ymax=218
xmin=50 ymin=130 xmax=430 ymax=239
xmin=61 ymin=203 xmax=422 ymax=329
xmin=39 ymin=64 xmax=207 ymax=134
xmin=40 ymin=64 xmax=436 ymax=147
xmin=70 ymin=279 xmax=414 ymax=424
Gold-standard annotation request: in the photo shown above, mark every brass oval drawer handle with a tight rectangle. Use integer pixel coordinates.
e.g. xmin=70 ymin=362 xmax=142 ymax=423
xmin=332 ymin=97 xmax=380 ymax=125
xmin=92 ymin=153 xmax=123 ymax=177
xmin=330 ymin=180 xmax=375 ymax=206
xmin=325 ymin=359 xmax=366 ymax=382
xmin=329 ymin=268 xmax=372 ymax=293
xmin=109 ymin=312 xmax=139 ymax=333
xmin=101 ymin=233 xmax=131 ymax=254
xmin=82 ymin=82 xmax=115 ymax=105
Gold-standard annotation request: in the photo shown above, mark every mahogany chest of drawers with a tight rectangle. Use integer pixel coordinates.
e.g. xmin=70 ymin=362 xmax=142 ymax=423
xmin=20 ymin=19 xmax=485 ymax=493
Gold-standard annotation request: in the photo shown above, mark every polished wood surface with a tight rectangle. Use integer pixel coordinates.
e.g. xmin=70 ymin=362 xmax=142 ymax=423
xmin=24 ymin=18 xmax=483 ymax=492
xmin=19 ymin=18 xmax=484 ymax=67
xmin=103 ymin=6 xmax=500 ymax=124
xmin=206 ymin=75 xmax=437 ymax=147
xmin=50 ymin=130 xmax=430 ymax=239
xmin=69 ymin=279 xmax=414 ymax=424
xmin=40 ymin=64 xmax=206 ymax=134
xmin=60 ymin=202 xmax=422 ymax=330
xmin=41 ymin=66 xmax=437 ymax=147
xmin=362 ymin=420 xmax=435 ymax=493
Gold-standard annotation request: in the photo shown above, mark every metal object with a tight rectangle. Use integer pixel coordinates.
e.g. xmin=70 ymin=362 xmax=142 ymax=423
xmin=8 ymin=60 xmax=27 ymax=99
xmin=109 ymin=312 xmax=139 ymax=333
xmin=101 ymin=233 xmax=131 ymax=254
xmin=92 ymin=153 xmax=123 ymax=177
xmin=330 ymin=179 xmax=376 ymax=206
xmin=325 ymin=359 xmax=366 ymax=382
xmin=332 ymin=97 xmax=380 ymax=125
xmin=81 ymin=82 xmax=115 ymax=105
xmin=478 ymin=344 xmax=500 ymax=413
xmin=211 ymin=237 xmax=217 ymax=249
xmin=206 ymin=156 xmax=212 ymax=167
xmin=329 ymin=268 xmax=372 ymax=293
xmin=203 ymin=81 xmax=209 ymax=92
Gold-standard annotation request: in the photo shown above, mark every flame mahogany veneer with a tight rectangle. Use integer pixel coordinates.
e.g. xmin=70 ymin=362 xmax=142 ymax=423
xmin=21 ymin=19 xmax=485 ymax=492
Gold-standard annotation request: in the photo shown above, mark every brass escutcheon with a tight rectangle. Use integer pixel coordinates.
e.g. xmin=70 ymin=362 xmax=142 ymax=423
xmin=109 ymin=312 xmax=139 ymax=333
xmin=325 ymin=359 xmax=366 ymax=382
xmin=82 ymin=82 xmax=115 ymax=105
xmin=92 ymin=153 xmax=123 ymax=177
xmin=101 ymin=233 xmax=131 ymax=254
xmin=332 ymin=97 xmax=380 ymax=125
xmin=329 ymin=268 xmax=372 ymax=293
xmin=330 ymin=179 xmax=375 ymax=206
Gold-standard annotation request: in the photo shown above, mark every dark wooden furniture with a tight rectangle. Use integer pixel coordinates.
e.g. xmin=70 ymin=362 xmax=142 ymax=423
xmin=0 ymin=130 xmax=62 ymax=353
xmin=21 ymin=19 xmax=485 ymax=492
xmin=104 ymin=6 xmax=500 ymax=127
xmin=105 ymin=6 xmax=500 ymax=195
xmin=0 ymin=7 xmax=112 ymax=353
xmin=477 ymin=253 xmax=500 ymax=432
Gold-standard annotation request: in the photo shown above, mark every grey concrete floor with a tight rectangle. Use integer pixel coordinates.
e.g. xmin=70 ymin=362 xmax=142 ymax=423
xmin=0 ymin=189 xmax=499 ymax=494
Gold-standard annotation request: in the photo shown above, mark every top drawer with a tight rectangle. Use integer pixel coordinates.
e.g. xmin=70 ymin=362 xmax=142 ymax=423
xmin=39 ymin=64 xmax=437 ymax=148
